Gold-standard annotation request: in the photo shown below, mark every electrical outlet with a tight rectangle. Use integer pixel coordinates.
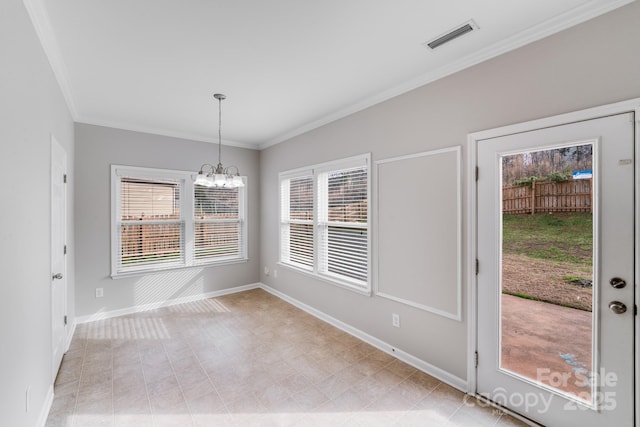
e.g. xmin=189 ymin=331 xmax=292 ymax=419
xmin=273 ymin=269 xmax=278 ymax=278
xmin=392 ymin=314 xmax=400 ymax=328
xmin=95 ymin=288 xmax=104 ymax=298
xmin=264 ymin=266 xmax=270 ymax=276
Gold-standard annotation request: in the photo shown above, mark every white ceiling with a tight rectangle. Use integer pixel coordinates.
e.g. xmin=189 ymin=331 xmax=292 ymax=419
xmin=26 ymin=0 xmax=633 ymax=149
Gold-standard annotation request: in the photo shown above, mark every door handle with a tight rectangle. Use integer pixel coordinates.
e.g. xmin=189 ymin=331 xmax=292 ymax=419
xmin=609 ymin=301 xmax=627 ymax=314
xmin=52 ymin=273 xmax=63 ymax=280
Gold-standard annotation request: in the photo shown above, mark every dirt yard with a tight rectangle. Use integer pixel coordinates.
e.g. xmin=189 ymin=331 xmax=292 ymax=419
xmin=502 ymin=253 xmax=593 ymax=311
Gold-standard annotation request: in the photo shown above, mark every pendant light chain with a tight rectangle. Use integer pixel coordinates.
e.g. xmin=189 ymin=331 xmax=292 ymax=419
xmin=217 ymin=94 xmax=222 ymax=167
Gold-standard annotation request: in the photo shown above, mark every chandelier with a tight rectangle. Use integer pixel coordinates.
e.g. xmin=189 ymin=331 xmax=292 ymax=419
xmin=194 ymin=93 xmax=244 ymax=188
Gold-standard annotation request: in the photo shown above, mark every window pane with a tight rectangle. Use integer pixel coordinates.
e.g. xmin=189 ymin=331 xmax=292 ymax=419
xmin=119 ymin=177 xmax=183 ymax=271
xmin=120 ymin=223 xmax=183 ymax=268
xmin=500 ymin=143 xmax=594 ymax=402
xmin=328 ymin=167 xmax=367 ymax=223
xmin=193 ymin=184 xmax=242 ymax=262
xmin=194 ymin=185 xmax=238 ymax=219
xmin=327 ymin=226 xmax=367 ymax=282
xmin=194 ymin=221 xmax=240 ymax=260
xmin=290 ymin=177 xmax=313 ymax=220
xmin=121 ymin=178 xmax=180 ymax=220
xmin=289 ymin=223 xmax=314 ymax=267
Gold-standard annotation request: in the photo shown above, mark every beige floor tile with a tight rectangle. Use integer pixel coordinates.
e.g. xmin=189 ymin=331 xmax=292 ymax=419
xmin=394 ymin=407 xmax=455 ymax=427
xmin=113 ymin=387 xmax=150 ymax=414
xmin=191 ymin=412 xmax=235 ymax=427
xmin=113 ymin=413 xmax=153 ymax=427
xmin=495 ymin=413 xmax=534 ymax=426
xmin=186 ymin=391 xmax=226 ymax=415
xmin=449 ymin=404 xmax=503 ymax=427
xmin=47 ymin=289 xmax=535 ymax=427
xmin=277 ymin=372 xmax=314 ymax=395
xmin=181 ymin=377 xmax=216 ymax=402
xmin=152 ymin=413 xmax=195 ymax=427
xmin=291 ymin=385 xmax=329 ymax=411
xmin=384 ymin=359 xmax=418 ymax=380
xmin=52 ymin=379 xmax=79 ymax=399
xmin=48 ymin=392 xmax=78 ymax=416
xmin=72 ymin=413 xmax=114 ymax=427
xmin=349 ymin=375 xmax=395 ymax=406
xmin=412 ymin=394 xmax=463 ymax=420
xmin=254 ymin=382 xmax=293 ymax=407
xmin=44 ymin=410 xmax=74 ymax=427
xmin=315 ymin=373 xmax=354 ymax=399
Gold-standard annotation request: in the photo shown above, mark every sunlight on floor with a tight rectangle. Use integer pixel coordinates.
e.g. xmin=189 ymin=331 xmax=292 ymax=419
xmin=84 ymin=317 xmax=171 ymax=340
xmin=168 ymin=298 xmax=231 ymax=314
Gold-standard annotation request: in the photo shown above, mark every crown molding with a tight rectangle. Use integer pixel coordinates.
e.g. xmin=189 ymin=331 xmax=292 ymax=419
xmin=258 ymin=0 xmax=635 ymax=150
xmin=76 ymin=116 xmax=259 ymax=150
xmin=24 ymin=0 xmax=633 ymax=151
xmin=23 ymin=0 xmax=79 ymax=120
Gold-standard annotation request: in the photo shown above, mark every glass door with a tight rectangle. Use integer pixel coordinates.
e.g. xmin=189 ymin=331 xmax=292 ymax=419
xmin=476 ymin=113 xmax=634 ymax=426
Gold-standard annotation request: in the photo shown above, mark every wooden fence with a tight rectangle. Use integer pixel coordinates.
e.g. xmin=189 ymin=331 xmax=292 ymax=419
xmin=503 ymin=179 xmax=592 ymax=214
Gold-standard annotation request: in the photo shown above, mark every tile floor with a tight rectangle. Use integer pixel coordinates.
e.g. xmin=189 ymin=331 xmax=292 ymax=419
xmin=46 ymin=288 xmax=528 ymax=427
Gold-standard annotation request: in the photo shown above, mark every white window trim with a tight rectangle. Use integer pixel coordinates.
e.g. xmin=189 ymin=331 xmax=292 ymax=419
xmin=111 ymin=164 xmax=248 ymax=278
xmin=278 ymin=153 xmax=371 ymax=294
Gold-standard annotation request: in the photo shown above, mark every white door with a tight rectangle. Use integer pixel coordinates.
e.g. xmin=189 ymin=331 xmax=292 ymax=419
xmin=51 ymin=137 xmax=67 ymax=379
xmin=476 ymin=113 xmax=634 ymax=426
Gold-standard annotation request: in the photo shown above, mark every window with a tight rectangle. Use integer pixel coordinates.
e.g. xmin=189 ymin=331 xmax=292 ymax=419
xmin=279 ymin=154 xmax=370 ymax=292
xmin=111 ymin=165 xmax=246 ymax=276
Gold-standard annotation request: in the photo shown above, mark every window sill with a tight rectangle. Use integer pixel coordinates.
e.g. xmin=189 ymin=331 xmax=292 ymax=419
xmin=111 ymin=257 xmax=249 ymax=279
xmin=277 ymin=262 xmax=371 ymax=296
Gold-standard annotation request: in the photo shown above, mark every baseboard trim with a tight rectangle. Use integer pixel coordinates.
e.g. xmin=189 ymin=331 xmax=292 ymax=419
xmin=75 ymin=283 xmax=260 ymax=324
xmin=36 ymin=385 xmax=54 ymax=427
xmin=64 ymin=321 xmax=76 ymax=352
xmin=259 ymin=283 xmax=467 ymax=392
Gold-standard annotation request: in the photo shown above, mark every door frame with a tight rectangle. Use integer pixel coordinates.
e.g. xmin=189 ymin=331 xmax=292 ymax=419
xmin=466 ymin=98 xmax=640 ymax=420
xmin=50 ymin=135 xmax=68 ymax=380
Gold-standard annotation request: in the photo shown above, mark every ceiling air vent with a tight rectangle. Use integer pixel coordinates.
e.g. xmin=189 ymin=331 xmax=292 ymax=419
xmin=424 ymin=20 xmax=478 ymax=50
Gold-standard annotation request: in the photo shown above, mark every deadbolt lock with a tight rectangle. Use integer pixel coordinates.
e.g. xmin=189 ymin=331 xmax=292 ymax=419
xmin=610 ymin=277 xmax=626 ymax=289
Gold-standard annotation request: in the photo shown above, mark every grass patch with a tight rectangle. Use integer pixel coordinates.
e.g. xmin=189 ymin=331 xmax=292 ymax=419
xmin=562 ymin=274 xmax=590 ymax=283
xmin=503 ymin=291 xmax=541 ymax=302
xmin=502 ymin=212 xmax=592 ymax=265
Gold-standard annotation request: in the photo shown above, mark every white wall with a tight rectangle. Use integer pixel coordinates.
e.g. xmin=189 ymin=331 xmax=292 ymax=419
xmin=0 ymin=0 xmax=75 ymax=425
xmin=259 ymin=2 xmax=640 ymax=382
xmin=74 ymin=124 xmax=260 ymax=318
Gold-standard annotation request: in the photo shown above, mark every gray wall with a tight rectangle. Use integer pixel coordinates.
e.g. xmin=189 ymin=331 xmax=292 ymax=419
xmin=74 ymin=124 xmax=260 ymax=318
xmin=260 ymin=2 xmax=640 ymax=381
xmin=0 ymin=0 xmax=75 ymax=425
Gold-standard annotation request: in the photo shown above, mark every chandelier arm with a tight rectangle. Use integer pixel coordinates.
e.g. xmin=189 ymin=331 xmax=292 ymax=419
xmin=224 ymin=165 xmax=240 ymax=176
xmin=198 ymin=163 xmax=215 ymax=175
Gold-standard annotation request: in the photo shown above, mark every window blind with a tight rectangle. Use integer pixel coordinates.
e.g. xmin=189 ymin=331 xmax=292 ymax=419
xmin=118 ymin=178 xmax=183 ymax=271
xmin=279 ymin=154 xmax=370 ymax=291
xmin=281 ymin=175 xmax=314 ymax=269
xmin=318 ymin=166 xmax=368 ymax=284
xmin=112 ymin=166 xmax=248 ymax=277
xmin=194 ymin=185 xmax=241 ymax=261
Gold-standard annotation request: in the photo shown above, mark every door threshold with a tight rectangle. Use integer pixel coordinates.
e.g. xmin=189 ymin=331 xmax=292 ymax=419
xmin=473 ymin=393 xmax=544 ymax=427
